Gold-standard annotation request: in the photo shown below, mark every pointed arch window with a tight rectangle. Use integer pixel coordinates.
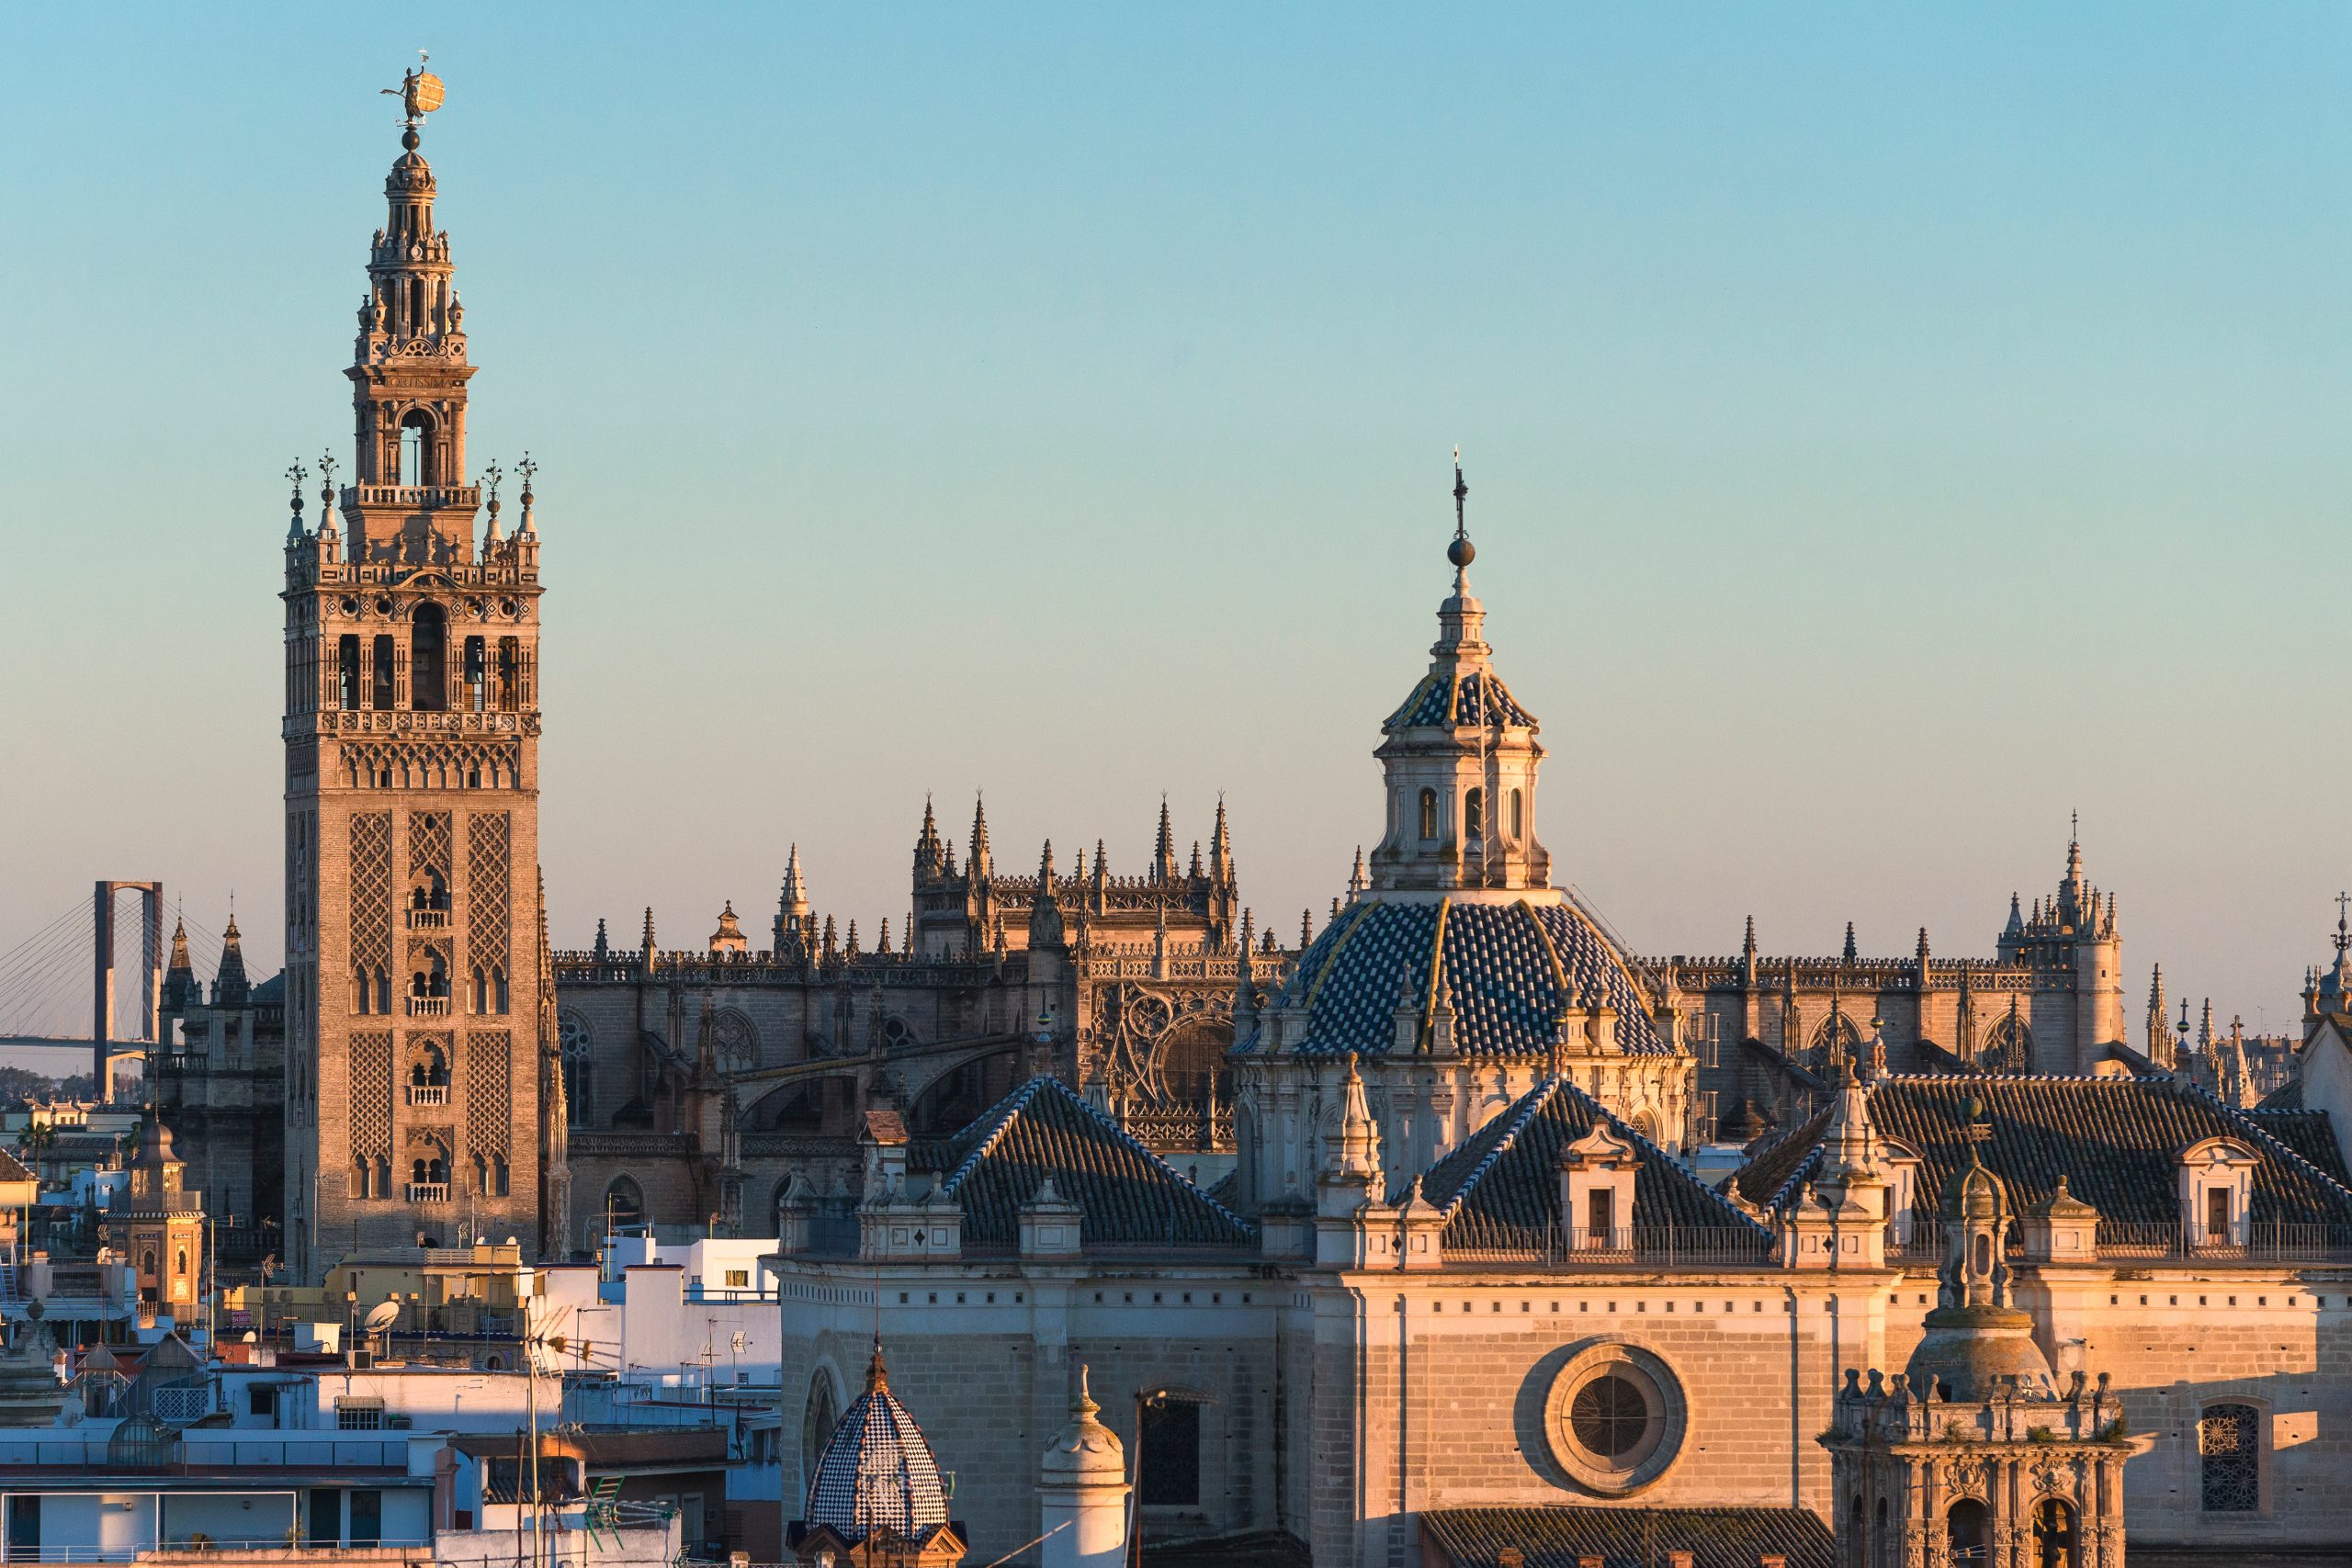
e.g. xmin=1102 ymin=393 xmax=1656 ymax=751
xmin=338 ymin=637 xmax=362 ymax=711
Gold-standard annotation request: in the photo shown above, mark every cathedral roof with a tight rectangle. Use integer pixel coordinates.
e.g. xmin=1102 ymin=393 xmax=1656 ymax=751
xmin=803 ymin=1343 xmax=951 ymax=1542
xmin=1403 ymin=1077 xmax=1766 ymax=1250
xmin=1733 ymin=1075 xmax=2352 ymax=1229
xmin=1242 ymin=898 xmax=1666 ymax=1059
xmin=2244 ymin=1106 xmax=2352 ymax=1186
xmin=933 ymin=1077 xmax=1252 ymax=1250
xmin=1420 ymin=1506 xmax=1836 ymax=1568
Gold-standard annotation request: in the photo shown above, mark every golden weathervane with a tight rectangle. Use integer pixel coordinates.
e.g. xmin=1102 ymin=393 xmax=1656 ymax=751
xmin=384 ymin=50 xmax=446 ymax=127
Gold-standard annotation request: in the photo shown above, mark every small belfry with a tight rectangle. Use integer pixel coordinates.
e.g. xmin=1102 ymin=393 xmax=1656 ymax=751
xmin=280 ymin=62 xmax=553 ymax=1281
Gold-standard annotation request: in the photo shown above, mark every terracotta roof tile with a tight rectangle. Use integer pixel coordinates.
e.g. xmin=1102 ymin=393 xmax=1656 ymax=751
xmin=1421 ymin=1506 xmax=1836 ymax=1568
xmin=1736 ymin=1076 xmax=2352 ymax=1229
xmin=938 ymin=1077 xmax=1252 ymax=1250
xmin=1402 ymin=1077 xmax=1767 ymax=1251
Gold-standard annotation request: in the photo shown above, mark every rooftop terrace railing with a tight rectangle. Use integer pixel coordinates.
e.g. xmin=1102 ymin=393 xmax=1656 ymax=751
xmin=1443 ymin=1223 xmax=1777 ymax=1269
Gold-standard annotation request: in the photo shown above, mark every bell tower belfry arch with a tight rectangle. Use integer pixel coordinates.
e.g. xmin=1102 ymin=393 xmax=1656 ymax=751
xmin=281 ymin=64 xmax=555 ymax=1280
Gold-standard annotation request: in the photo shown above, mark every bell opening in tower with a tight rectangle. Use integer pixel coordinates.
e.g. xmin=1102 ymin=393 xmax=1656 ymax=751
xmin=411 ymin=604 xmax=447 ymax=712
xmin=398 ymin=412 xmax=432 ymax=486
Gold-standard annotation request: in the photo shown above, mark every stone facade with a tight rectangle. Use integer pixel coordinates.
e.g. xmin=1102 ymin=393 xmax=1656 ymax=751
xmin=546 ymin=814 xmax=1297 ymax=1255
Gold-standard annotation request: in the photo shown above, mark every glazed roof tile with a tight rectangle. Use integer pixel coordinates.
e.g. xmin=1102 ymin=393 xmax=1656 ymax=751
xmin=804 ymin=1367 xmax=948 ymax=1540
xmin=1420 ymin=1506 xmax=1836 ymax=1568
xmin=2244 ymin=1108 xmax=2352 ymax=1186
xmin=1400 ymin=1077 xmax=1766 ymax=1250
xmin=1245 ymin=899 xmax=1665 ymax=1060
xmin=1731 ymin=1075 xmax=2352 ymax=1228
xmin=937 ymin=1077 xmax=1252 ymax=1250
xmin=1385 ymin=669 xmax=1536 ymax=732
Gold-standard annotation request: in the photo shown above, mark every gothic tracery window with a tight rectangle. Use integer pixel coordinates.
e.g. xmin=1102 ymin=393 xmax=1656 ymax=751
xmin=559 ymin=1013 xmax=593 ymax=1127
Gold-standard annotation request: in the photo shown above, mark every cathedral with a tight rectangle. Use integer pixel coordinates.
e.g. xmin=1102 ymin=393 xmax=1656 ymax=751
xmin=135 ymin=72 xmax=2352 ymax=1568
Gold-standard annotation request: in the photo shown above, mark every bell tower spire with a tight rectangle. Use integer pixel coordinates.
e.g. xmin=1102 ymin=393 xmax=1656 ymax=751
xmin=345 ymin=53 xmax=479 ymax=565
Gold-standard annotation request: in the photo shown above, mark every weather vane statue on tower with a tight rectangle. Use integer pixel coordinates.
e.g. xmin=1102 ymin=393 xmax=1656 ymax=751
xmin=382 ymin=51 xmax=446 ymax=130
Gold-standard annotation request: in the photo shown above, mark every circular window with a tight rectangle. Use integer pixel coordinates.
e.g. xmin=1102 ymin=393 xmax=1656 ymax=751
xmin=1543 ymin=1344 xmax=1685 ymax=1495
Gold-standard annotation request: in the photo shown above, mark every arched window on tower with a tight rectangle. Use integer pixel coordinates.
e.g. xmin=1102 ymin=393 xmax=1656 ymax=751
xmin=1418 ymin=789 xmax=1438 ymax=842
xmin=492 ymin=965 xmax=509 ymax=1014
xmin=1510 ymin=788 xmax=1523 ymax=840
xmin=1464 ymin=788 xmax=1484 ymax=842
xmin=470 ymin=965 xmax=488 ymax=1013
xmin=371 ymin=636 xmax=397 ymax=710
xmin=375 ymin=967 xmax=391 ymax=1014
xmin=497 ymin=638 xmax=519 ymax=711
xmin=400 ymin=426 xmax=423 ymax=487
xmin=354 ymin=966 xmax=372 ymax=1015
xmin=338 ymin=636 xmax=361 ymax=711
xmin=411 ymin=604 xmax=447 ymax=712
xmin=462 ymin=637 xmax=486 ymax=711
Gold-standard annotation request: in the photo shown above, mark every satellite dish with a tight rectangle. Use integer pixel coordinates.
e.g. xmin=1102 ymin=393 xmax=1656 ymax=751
xmin=362 ymin=1301 xmax=401 ymax=1334
xmin=412 ymin=73 xmax=446 ymax=115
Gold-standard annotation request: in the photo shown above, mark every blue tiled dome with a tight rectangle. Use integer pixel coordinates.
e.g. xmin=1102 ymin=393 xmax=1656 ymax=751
xmin=1247 ymin=897 xmax=1668 ymax=1058
xmin=804 ymin=1343 xmax=950 ymax=1541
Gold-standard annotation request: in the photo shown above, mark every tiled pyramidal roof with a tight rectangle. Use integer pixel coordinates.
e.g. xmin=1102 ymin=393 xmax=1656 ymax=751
xmin=1732 ymin=1075 xmax=2352 ymax=1229
xmin=1386 ymin=668 xmax=1536 ymax=730
xmin=1421 ymin=1506 xmax=1837 ymax=1568
xmin=804 ymin=1363 xmax=950 ymax=1540
xmin=935 ymin=1077 xmax=1253 ymax=1249
xmin=1247 ymin=899 xmax=1666 ymax=1058
xmin=1403 ymin=1077 xmax=1766 ymax=1249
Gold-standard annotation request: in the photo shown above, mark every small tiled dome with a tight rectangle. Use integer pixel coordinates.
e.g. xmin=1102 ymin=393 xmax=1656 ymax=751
xmin=804 ymin=1341 xmax=950 ymax=1541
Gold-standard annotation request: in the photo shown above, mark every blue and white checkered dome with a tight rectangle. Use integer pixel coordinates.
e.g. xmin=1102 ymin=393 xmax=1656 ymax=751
xmin=803 ymin=1341 xmax=950 ymax=1541
xmin=1247 ymin=897 xmax=1668 ymax=1059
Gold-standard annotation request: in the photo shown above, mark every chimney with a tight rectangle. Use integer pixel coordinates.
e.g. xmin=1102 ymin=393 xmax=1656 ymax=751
xmin=1759 ymin=1557 xmax=1787 ymax=1568
xmin=1668 ymin=1554 xmax=1694 ymax=1568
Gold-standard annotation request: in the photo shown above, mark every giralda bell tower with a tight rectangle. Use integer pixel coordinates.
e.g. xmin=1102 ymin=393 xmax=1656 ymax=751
xmin=281 ymin=65 xmax=558 ymax=1280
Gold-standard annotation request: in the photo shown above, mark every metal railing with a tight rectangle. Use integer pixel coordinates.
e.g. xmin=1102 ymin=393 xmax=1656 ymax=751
xmin=1444 ymin=1223 xmax=1776 ymax=1268
xmin=2095 ymin=1220 xmax=2352 ymax=1260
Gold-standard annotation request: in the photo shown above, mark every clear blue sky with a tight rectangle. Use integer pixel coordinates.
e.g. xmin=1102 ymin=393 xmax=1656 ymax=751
xmin=2 ymin=4 xmax=2346 ymax=1041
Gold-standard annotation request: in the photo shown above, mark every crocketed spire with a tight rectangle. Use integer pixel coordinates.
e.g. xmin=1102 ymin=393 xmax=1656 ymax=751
xmin=802 ymin=1339 xmax=952 ymax=1542
xmin=213 ymin=913 xmax=250 ymax=1007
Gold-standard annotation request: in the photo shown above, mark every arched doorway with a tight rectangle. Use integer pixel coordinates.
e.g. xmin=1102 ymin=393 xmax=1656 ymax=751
xmin=2032 ymin=1499 xmax=2078 ymax=1568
